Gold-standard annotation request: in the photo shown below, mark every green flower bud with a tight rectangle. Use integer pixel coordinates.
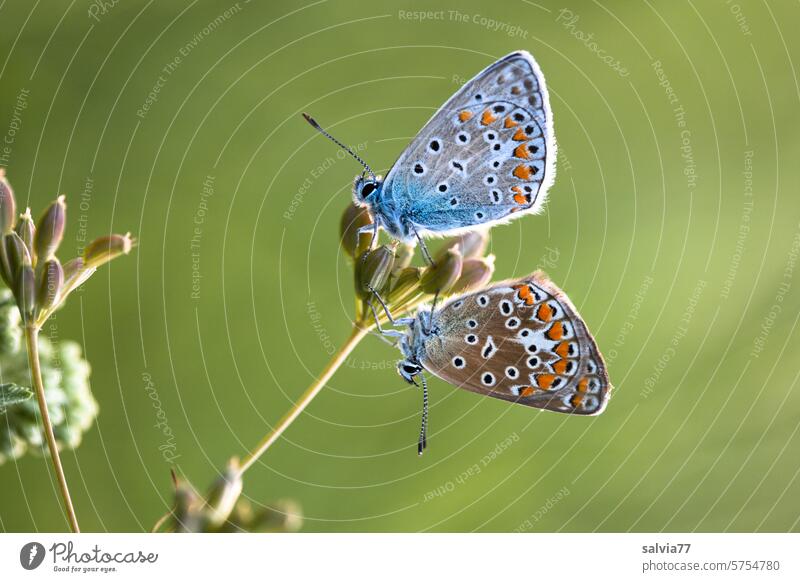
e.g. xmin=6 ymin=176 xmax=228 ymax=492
xmin=450 ymin=255 xmax=496 ymax=294
xmin=421 ymin=247 xmax=463 ymax=294
xmin=340 ymin=203 xmax=373 ymax=259
xmin=15 ymin=263 xmax=35 ymax=324
xmin=0 ymin=243 xmax=11 ymax=287
xmin=252 ymin=499 xmax=303 ymax=533
xmin=358 ymin=245 xmax=395 ymax=295
xmin=37 ymin=258 xmax=64 ymax=315
xmin=83 ymin=232 xmax=134 ymax=269
xmin=34 ymin=195 xmax=66 ymax=261
xmin=4 ymin=231 xmax=31 ymax=279
xmin=386 ymin=266 xmax=422 ymax=305
xmin=392 ymin=243 xmax=414 ymax=275
xmin=173 ymin=477 xmax=203 ymax=533
xmin=0 ymin=170 xmax=17 ymax=234
xmin=15 ymin=208 xmax=35 ymax=259
xmin=204 ymin=458 xmax=243 ymax=529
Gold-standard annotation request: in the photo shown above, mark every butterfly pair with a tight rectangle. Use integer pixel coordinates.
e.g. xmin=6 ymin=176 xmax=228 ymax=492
xmin=306 ymin=51 xmax=611 ymax=453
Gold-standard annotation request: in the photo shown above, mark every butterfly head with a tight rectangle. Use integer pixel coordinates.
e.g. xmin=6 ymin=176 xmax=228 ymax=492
xmin=353 ymin=173 xmax=383 ymax=206
xmin=397 ymin=359 xmax=423 ymax=384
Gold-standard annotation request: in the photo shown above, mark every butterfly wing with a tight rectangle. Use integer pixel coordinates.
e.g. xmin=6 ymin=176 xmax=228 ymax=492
xmin=418 ymin=271 xmax=611 ymax=415
xmin=380 ymin=51 xmax=556 ymax=236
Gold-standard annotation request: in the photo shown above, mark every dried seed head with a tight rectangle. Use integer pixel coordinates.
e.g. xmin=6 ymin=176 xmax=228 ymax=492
xmin=358 ymin=245 xmax=395 ymax=295
xmin=0 ymin=170 xmax=16 ymax=234
xmin=36 ymin=258 xmax=64 ymax=315
xmin=205 ymin=458 xmax=243 ymax=529
xmin=83 ymin=232 xmax=134 ymax=269
xmin=421 ymin=247 xmax=463 ymax=294
xmin=15 ymin=209 xmax=35 ymax=258
xmin=450 ymin=255 xmax=496 ymax=294
xmin=15 ymin=264 xmax=35 ymax=324
xmin=340 ymin=203 xmax=374 ymax=260
xmin=34 ymin=196 xmax=66 ymax=261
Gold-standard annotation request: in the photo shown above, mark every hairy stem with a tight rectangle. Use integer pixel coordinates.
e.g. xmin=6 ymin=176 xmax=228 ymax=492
xmin=238 ymin=325 xmax=370 ymax=477
xmin=25 ymin=325 xmax=80 ymax=533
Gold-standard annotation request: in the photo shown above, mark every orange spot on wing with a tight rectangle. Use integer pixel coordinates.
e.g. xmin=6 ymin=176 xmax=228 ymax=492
xmin=513 ymin=165 xmax=533 ymax=180
xmin=504 ymin=117 xmax=518 ymax=128
xmin=546 ymin=321 xmax=564 ymax=341
xmin=570 ymin=394 xmax=585 ymax=408
xmin=554 ymin=341 xmax=570 ymax=358
xmin=514 ymin=284 xmax=536 ymax=305
xmin=537 ymin=374 xmax=556 ymax=389
xmin=481 ymin=110 xmax=497 ymax=125
xmin=537 ymin=303 xmax=554 ymax=322
xmin=577 ymin=378 xmax=589 ymax=393
xmin=552 ymin=359 xmax=567 ymax=374
xmin=458 ymin=110 xmax=473 ymax=122
xmin=514 ymin=144 xmax=530 ymax=159
xmin=512 ymin=127 xmax=527 ymax=141
xmin=520 ymin=386 xmax=535 ymax=397
xmin=514 ymin=193 xmax=527 ymax=204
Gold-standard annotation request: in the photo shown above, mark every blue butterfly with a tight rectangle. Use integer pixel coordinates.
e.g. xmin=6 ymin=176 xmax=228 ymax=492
xmin=304 ymin=50 xmax=556 ymax=262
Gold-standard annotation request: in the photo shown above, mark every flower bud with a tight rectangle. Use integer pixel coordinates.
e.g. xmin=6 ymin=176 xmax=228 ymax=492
xmin=392 ymin=243 xmax=414 ymax=275
xmin=421 ymin=247 xmax=463 ymax=294
xmin=61 ymin=257 xmax=95 ymax=296
xmin=15 ymin=264 xmax=35 ymax=324
xmin=15 ymin=209 xmax=35 ymax=258
xmin=450 ymin=255 xmax=495 ymax=294
xmin=386 ymin=267 xmax=421 ymax=305
xmin=0 ymin=244 xmax=11 ymax=287
xmin=4 ymin=232 xmax=31 ymax=278
xmin=357 ymin=245 xmax=395 ymax=295
xmin=36 ymin=258 xmax=64 ymax=315
xmin=0 ymin=170 xmax=16 ymax=234
xmin=83 ymin=232 xmax=134 ymax=269
xmin=205 ymin=458 xmax=243 ymax=529
xmin=340 ymin=203 xmax=373 ymax=260
xmin=436 ymin=230 xmax=489 ymax=261
xmin=34 ymin=196 xmax=66 ymax=261
xmin=253 ymin=499 xmax=303 ymax=533
xmin=173 ymin=477 xmax=203 ymax=533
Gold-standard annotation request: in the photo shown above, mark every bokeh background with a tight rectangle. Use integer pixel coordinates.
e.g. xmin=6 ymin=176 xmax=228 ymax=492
xmin=1 ymin=0 xmax=799 ymax=532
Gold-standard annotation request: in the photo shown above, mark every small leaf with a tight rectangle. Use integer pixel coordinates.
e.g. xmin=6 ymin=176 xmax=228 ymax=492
xmin=0 ymin=383 xmax=33 ymax=411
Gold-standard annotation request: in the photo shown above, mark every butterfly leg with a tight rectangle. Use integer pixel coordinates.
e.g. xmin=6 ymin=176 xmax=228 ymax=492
xmin=368 ymin=285 xmax=413 ymax=327
xmin=367 ymin=298 xmax=404 ymax=339
xmin=409 ymin=224 xmax=436 ymax=267
xmin=355 ymin=221 xmax=379 ymax=256
xmin=418 ymin=373 xmax=429 ymax=455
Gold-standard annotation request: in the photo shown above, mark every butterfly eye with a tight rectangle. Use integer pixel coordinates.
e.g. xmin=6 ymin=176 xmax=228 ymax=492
xmin=360 ymin=182 xmax=377 ymax=198
xmin=403 ymin=364 xmax=417 ymax=374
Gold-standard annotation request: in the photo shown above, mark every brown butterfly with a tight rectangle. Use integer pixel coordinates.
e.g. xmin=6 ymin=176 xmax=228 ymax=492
xmin=383 ymin=271 xmax=612 ymax=454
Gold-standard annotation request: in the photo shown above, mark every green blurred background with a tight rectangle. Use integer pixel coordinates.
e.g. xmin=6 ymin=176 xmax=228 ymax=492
xmin=1 ymin=0 xmax=799 ymax=532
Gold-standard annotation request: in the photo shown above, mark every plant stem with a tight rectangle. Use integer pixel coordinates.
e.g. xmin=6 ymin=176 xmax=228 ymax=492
xmin=25 ymin=325 xmax=80 ymax=533
xmin=238 ymin=325 xmax=369 ymax=476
